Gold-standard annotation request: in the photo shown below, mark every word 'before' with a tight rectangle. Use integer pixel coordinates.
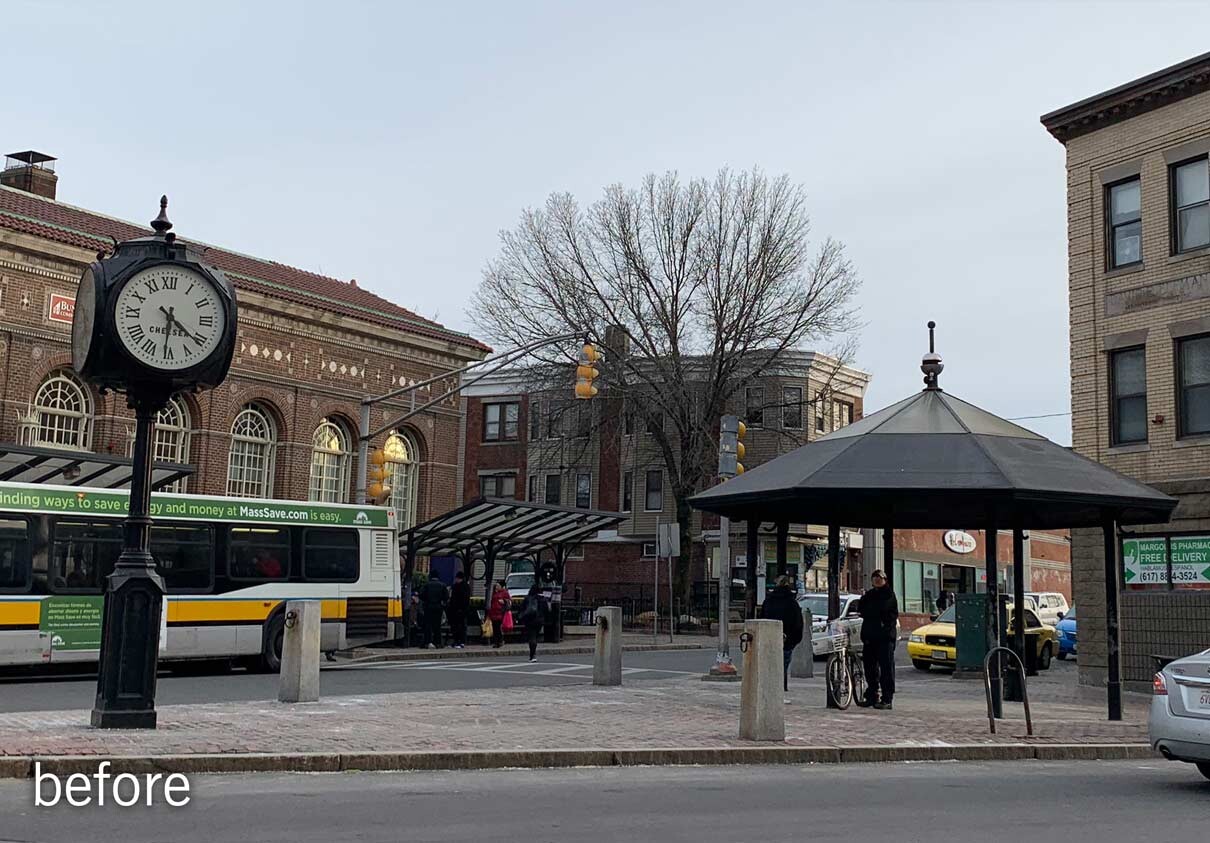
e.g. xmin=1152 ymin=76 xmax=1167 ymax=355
xmin=34 ymin=762 xmax=191 ymax=808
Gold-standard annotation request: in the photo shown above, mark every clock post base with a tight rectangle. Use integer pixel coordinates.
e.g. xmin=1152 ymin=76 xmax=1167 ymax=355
xmin=91 ymin=401 xmax=167 ymax=730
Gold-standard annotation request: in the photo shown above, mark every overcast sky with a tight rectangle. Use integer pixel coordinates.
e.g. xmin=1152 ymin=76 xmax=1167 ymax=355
xmin=9 ymin=1 xmax=1210 ymax=444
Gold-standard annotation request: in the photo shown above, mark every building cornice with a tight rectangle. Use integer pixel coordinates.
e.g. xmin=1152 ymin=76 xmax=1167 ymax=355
xmin=1041 ymin=50 xmax=1210 ymax=144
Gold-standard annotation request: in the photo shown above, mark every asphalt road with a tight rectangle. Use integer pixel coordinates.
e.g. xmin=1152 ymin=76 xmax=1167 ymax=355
xmin=2 ymin=760 xmax=1205 ymax=842
xmin=0 ymin=645 xmax=1003 ymax=713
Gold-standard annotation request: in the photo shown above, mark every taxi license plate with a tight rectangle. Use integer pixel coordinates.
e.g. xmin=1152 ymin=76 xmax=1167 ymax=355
xmin=932 ymin=649 xmax=948 ymax=660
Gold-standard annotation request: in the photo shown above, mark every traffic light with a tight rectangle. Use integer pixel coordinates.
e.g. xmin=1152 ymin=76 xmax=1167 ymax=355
xmin=719 ymin=414 xmax=746 ymax=478
xmin=367 ymin=448 xmax=392 ymax=504
xmin=574 ymin=342 xmax=601 ymax=400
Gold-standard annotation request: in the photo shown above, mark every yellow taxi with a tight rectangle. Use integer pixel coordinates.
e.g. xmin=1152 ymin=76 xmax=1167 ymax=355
xmin=906 ymin=604 xmax=1058 ymax=671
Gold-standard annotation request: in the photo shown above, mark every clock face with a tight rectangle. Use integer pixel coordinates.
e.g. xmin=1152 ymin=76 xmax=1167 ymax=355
xmin=113 ymin=265 xmax=224 ymax=372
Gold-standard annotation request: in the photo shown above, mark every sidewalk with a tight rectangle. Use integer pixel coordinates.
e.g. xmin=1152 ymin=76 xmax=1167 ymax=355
xmin=340 ymin=632 xmax=715 ymax=663
xmin=0 ymin=659 xmax=1153 ymax=777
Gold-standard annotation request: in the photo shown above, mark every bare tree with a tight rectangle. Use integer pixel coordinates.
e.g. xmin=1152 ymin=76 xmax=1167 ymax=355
xmin=471 ymin=168 xmax=860 ymax=601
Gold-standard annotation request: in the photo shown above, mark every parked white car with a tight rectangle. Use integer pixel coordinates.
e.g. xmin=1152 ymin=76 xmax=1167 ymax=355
xmin=1025 ymin=592 xmax=1070 ymax=626
xmin=1150 ymin=648 xmax=1210 ymax=780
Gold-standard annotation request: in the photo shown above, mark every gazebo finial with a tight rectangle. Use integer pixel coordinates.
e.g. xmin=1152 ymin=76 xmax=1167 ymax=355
xmin=921 ymin=320 xmax=944 ymax=390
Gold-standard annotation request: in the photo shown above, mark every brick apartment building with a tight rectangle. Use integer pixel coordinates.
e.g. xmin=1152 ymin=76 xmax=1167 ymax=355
xmin=1043 ymin=52 xmax=1210 ymax=689
xmin=458 ymin=353 xmax=870 ymax=605
xmin=0 ymin=151 xmax=487 ymax=538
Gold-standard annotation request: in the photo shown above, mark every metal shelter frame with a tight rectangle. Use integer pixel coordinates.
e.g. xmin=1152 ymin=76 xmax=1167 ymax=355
xmin=0 ymin=442 xmax=193 ymax=491
xmin=692 ymin=324 xmax=1178 ymax=719
xmin=401 ymin=497 xmax=626 ymax=611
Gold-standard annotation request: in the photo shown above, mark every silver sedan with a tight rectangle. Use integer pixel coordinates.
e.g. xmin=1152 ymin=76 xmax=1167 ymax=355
xmin=1150 ymin=648 xmax=1210 ymax=780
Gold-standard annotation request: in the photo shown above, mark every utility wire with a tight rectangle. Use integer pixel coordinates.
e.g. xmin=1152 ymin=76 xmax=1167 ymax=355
xmin=1006 ymin=411 xmax=1072 ymax=421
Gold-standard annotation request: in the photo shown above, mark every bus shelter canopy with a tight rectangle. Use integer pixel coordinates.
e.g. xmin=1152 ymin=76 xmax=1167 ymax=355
xmin=404 ymin=497 xmax=627 ymax=560
xmin=0 ymin=443 xmax=193 ymax=491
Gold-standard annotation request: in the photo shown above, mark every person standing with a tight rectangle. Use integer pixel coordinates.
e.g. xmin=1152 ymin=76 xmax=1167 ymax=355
xmin=420 ymin=575 xmax=449 ymax=649
xmin=520 ymin=583 xmax=548 ymax=662
xmin=858 ymin=569 xmax=899 ymax=710
xmin=448 ymin=571 xmax=472 ymax=649
xmin=936 ymin=589 xmax=950 ymax=613
xmin=488 ymin=580 xmax=511 ymax=648
xmin=759 ymin=576 xmax=805 ymax=692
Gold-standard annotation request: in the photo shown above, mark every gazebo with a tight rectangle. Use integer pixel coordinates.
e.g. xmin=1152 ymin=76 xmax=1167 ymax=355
xmin=691 ymin=324 xmax=1176 ymax=719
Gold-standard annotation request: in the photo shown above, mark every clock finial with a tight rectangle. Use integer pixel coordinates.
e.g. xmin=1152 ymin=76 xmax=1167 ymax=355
xmin=151 ymin=195 xmax=172 ymax=236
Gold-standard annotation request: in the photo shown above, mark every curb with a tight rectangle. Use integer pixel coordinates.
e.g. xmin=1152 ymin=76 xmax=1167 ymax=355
xmin=335 ymin=641 xmax=713 ymax=665
xmin=0 ymin=743 xmax=1156 ymax=779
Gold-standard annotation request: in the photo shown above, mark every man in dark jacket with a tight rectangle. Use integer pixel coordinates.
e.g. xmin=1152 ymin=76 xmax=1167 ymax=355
xmin=420 ymin=576 xmax=449 ymax=649
xmin=447 ymin=571 xmax=472 ymax=649
xmin=759 ymin=576 xmax=805 ymax=692
xmin=859 ymin=569 xmax=899 ymax=709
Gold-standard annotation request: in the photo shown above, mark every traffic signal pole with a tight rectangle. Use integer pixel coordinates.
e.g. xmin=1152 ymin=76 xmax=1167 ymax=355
xmin=707 ymin=415 xmax=745 ymax=680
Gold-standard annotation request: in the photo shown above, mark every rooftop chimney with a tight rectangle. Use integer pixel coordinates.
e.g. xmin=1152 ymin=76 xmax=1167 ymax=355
xmin=1 ymin=151 xmax=57 ymax=199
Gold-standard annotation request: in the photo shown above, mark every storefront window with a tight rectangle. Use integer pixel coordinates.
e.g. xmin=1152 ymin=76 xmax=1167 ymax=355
xmin=903 ymin=560 xmax=923 ymax=613
xmin=923 ymin=563 xmax=940 ymax=614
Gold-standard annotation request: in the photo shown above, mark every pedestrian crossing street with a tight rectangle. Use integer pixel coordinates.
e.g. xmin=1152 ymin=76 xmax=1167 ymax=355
xmin=326 ymin=659 xmax=697 ymax=680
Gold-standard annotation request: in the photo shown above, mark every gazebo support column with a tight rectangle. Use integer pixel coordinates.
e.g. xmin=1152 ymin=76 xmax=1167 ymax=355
xmin=775 ymin=521 xmax=788 ymax=577
xmin=882 ymin=527 xmax=894 ymax=592
xmin=746 ymin=520 xmax=759 ymax=619
xmin=1012 ymin=528 xmax=1026 ymax=667
xmin=985 ymin=526 xmax=1002 ymax=719
xmin=1103 ymin=513 xmax=1122 ymax=721
xmin=1005 ymin=526 xmax=1027 ymax=702
xmin=826 ymin=523 xmax=842 ymax=709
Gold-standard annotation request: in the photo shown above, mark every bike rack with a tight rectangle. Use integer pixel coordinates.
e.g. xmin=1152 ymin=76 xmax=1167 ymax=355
xmin=983 ymin=646 xmax=1032 ymax=736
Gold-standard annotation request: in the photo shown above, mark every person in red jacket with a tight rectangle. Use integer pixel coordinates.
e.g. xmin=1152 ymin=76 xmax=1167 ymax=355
xmin=487 ymin=581 xmax=511 ymax=648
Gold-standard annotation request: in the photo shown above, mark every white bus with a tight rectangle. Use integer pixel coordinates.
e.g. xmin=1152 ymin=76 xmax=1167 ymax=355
xmin=0 ymin=482 xmax=399 ymax=670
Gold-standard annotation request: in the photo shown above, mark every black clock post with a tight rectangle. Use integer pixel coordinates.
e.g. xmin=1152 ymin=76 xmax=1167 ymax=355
xmin=73 ymin=198 xmax=237 ymax=728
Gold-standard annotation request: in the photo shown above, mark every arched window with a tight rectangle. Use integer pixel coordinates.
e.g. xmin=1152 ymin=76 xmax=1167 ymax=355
xmin=384 ymin=430 xmax=418 ymax=531
xmin=308 ymin=418 xmax=351 ymax=503
xmin=28 ymin=370 xmax=93 ymax=450
xmin=227 ymin=404 xmax=276 ymax=498
xmin=133 ymin=395 xmax=192 ymax=493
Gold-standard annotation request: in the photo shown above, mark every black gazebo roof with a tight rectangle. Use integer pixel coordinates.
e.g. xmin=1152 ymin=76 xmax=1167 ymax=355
xmin=692 ymin=349 xmax=1176 ymax=531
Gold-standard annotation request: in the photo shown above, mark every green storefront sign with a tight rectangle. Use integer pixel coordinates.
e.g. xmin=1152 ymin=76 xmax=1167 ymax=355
xmin=1122 ymin=536 xmax=1210 ymax=586
xmin=39 ymin=596 xmax=104 ymax=651
xmin=0 ymin=485 xmax=389 ymax=528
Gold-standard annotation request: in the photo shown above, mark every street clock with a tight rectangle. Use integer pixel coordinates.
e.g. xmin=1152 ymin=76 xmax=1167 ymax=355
xmin=71 ymin=196 xmax=238 ymax=731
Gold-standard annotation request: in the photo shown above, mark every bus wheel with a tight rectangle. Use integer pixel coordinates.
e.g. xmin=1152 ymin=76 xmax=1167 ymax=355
xmin=262 ymin=614 xmax=286 ymax=673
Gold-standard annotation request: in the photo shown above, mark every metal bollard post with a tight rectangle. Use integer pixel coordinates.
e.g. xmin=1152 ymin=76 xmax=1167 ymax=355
xmin=739 ymin=619 xmax=785 ymax=741
xmin=278 ymin=600 xmax=321 ymax=703
xmin=593 ymin=606 xmax=623 ymax=686
xmin=789 ymin=607 xmax=814 ymax=679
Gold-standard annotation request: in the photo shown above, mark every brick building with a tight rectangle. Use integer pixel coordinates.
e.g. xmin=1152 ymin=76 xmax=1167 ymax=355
xmin=1043 ymin=52 xmax=1210 ymax=689
xmin=0 ymin=151 xmax=487 ymax=541
xmin=457 ymin=353 xmax=872 ymax=604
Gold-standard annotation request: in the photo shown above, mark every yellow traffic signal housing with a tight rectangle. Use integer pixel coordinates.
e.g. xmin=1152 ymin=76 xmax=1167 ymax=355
xmin=575 ymin=342 xmax=601 ymax=400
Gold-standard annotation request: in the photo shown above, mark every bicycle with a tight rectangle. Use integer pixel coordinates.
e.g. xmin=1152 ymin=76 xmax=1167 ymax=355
xmin=824 ymin=624 xmax=866 ymax=710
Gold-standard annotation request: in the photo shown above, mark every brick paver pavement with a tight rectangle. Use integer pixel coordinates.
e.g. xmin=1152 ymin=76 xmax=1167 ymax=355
xmin=0 ymin=666 xmax=1147 ymax=759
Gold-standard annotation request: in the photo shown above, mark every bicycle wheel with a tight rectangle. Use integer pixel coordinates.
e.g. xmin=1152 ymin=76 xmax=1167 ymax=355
xmin=826 ymin=653 xmax=853 ymax=710
xmin=849 ymin=653 xmax=866 ymax=705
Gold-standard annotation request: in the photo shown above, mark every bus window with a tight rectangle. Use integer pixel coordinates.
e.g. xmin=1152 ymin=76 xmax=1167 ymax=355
xmin=302 ymin=529 xmax=358 ymax=582
xmin=51 ymin=520 xmax=122 ymax=593
xmin=0 ymin=518 xmax=30 ymax=592
xmin=151 ymin=524 xmax=213 ymax=592
xmin=229 ymin=527 xmax=290 ymax=581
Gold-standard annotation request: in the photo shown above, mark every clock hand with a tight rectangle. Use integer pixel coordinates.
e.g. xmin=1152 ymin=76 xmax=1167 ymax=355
xmin=161 ymin=306 xmax=173 ymax=358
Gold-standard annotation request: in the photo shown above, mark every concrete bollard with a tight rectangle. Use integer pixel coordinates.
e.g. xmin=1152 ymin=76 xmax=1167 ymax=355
xmin=789 ymin=607 xmax=814 ymax=679
xmin=593 ymin=606 xmax=623 ymax=686
xmin=739 ymin=619 xmax=785 ymax=741
xmin=278 ymin=600 xmax=321 ymax=703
